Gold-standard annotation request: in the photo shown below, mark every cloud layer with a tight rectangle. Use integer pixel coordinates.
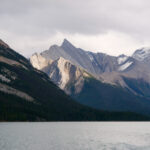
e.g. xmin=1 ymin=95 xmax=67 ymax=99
xmin=0 ymin=0 xmax=150 ymax=56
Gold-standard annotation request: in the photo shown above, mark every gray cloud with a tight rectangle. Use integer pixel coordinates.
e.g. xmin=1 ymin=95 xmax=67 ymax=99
xmin=1 ymin=0 xmax=150 ymax=56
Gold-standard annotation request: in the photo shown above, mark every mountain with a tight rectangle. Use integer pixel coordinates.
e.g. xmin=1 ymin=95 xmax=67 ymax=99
xmin=30 ymin=54 xmax=92 ymax=94
xmin=101 ymin=48 xmax=150 ymax=97
xmin=100 ymin=57 xmax=150 ymax=96
xmin=31 ymin=39 xmax=150 ymax=96
xmin=39 ymin=39 xmax=150 ymax=83
xmin=40 ymin=39 xmax=144 ymax=75
xmin=30 ymin=40 xmax=150 ymax=116
xmin=40 ymin=39 xmax=119 ymax=76
xmin=1 ymin=39 xmax=147 ymax=121
xmin=73 ymin=77 xmax=150 ymax=114
xmin=132 ymin=47 xmax=150 ymax=64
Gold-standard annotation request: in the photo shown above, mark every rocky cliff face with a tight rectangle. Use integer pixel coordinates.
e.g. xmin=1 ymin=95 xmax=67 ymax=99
xmin=40 ymin=39 xmax=120 ymax=76
xmin=2 ymin=39 xmax=150 ymax=121
xmin=30 ymin=53 xmax=91 ymax=94
xmin=30 ymin=39 xmax=129 ymax=93
xmin=29 ymin=39 xmax=150 ymax=116
xmin=40 ymin=39 xmax=144 ymax=76
xmin=30 ymin=53 xmax=53 ymax=70
xmin=30 ymin=39 xmax=150 ymax=98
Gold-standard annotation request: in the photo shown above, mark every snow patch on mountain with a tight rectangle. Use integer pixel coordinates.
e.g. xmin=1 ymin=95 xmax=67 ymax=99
xmin=117 ymin=55 xmax=128 ymax=65
xmin=132 ymin=47 xmax=150 ymax=61
xmin=118 ymin=61 xmax=133 ymax=71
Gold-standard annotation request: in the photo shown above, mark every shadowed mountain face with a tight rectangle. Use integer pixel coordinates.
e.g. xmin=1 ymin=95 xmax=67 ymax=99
xmin=2 ymin=39 xmax=147 ymax=121
xmin=30 ymin=39 xmax=150 ymax=116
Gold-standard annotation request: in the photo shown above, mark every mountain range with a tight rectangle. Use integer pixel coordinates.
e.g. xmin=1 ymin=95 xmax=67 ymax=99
xmin=30 ymin=39 xmax=150 ymax=116
xmin=1 ymin=39 xmax=147 ymax=121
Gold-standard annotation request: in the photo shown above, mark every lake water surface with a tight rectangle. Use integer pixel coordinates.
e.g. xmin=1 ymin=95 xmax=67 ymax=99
xmin=0 ymin=122 xmax=150 ymax=150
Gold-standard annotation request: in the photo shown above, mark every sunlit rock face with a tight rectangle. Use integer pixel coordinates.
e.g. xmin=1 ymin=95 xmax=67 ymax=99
xmin=30 ymin=39 xmax=150 ymax=98
xmin=40 ymin=39 xmax=120 ymax=75
xmin=30 ymin=53 xmax=53 ymax=70
xmin=31 ymin=53 xmax=90 ymax=94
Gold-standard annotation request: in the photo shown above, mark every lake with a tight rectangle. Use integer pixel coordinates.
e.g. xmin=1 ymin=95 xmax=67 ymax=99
xmin=0 ymin=122 xmax=150 ymax=150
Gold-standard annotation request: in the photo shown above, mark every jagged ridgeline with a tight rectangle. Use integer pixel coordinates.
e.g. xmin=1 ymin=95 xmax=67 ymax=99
xmin=0 ymin=39 xmax=149 ymax=121
xmin=30 ymin=39 xmax=150 ymax=116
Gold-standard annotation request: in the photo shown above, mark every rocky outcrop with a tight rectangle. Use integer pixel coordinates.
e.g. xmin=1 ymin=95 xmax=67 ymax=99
xmin=30 ymin=53 xmax=91 ymax=94
xmin=30 ymin=53 xmax=53 ymax=70
xmin=40 ymin=39 xmax=120 ymax=76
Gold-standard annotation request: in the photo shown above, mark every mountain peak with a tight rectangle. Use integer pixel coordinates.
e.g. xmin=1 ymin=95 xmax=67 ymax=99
xmin=61 ymin=39 xmax=75 ymax=49
xmin=0 ymin=39 xmax=9 ymax=48
xmin=62 ymin=38 xmax=70 ymax=44
xmin=132 ymin=47 xmax=150 ymax=61
xmin=49 ymin=44 xmax=59 ymax=50
xmin=118 ymin=54 xmax=127 ymax=58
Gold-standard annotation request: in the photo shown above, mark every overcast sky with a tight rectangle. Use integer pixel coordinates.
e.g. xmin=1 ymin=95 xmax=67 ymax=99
xmin=1 ymin=0 xmax=150 ymax=57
